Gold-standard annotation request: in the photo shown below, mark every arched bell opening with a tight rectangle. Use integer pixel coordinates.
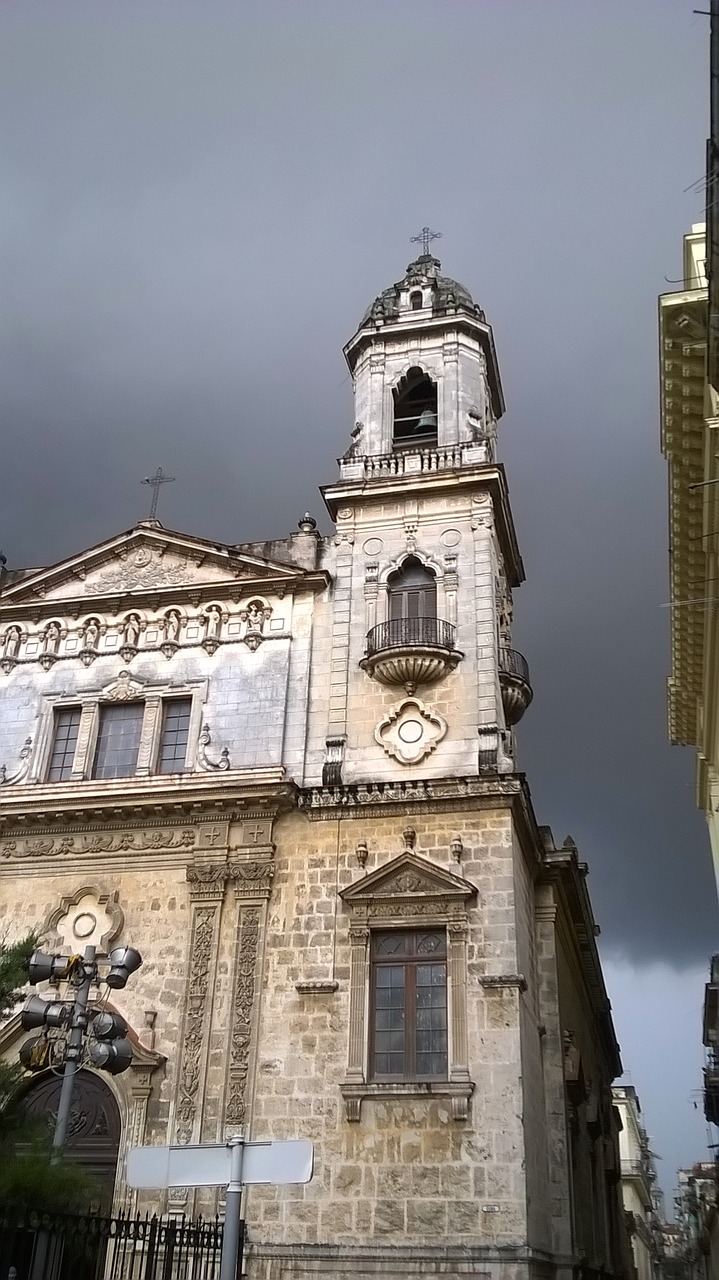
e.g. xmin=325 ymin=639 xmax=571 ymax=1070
xmin=19 ymin=1067 xmax=122 ymax=1210
xmin=392 ymin=367 xmax=438 ymax=448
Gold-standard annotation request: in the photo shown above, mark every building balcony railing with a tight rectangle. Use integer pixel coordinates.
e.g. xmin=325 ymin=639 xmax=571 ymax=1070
xmin=366 ymin=617 xmax=456 ymax=656
xmin=360 ymin=617 xmax=461 ymax=694
xmin=498 ymin=647 xmax=533 ymax=726
xmin=704 ymin=1065 xmax=719 ymax=1125
xmin=340 ymin=439 xmax=494 ymax=481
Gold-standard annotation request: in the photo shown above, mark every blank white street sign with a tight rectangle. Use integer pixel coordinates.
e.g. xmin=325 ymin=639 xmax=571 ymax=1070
xmin=127 ymin=1139 xmax=314 ymax=1190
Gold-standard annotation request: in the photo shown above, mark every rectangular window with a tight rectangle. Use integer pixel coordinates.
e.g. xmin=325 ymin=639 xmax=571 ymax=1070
xmin=47 ymin=707 xmax=82 ymax=781
xmin=92 ymin=703 xmax=144 ymax=780
xmin=370 ymin=930 xmax=447 ymax=1081
xmin=156 ymin=697 xmax=192 ymax=774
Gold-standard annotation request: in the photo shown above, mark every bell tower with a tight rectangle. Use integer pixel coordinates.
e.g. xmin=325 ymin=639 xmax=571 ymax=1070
xmin=314 ymin=249 xmax=532 ymax=786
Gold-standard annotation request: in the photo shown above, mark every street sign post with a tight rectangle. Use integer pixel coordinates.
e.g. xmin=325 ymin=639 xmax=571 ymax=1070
xmin=127 ymin=1137 xmax=314 ymax=1280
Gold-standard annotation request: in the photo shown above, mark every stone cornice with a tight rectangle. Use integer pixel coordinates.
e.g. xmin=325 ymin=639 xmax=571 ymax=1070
xmin=540 ymin=848 xmax=621 ymax=1078
xmin=0 ymin=573 xmax=330 ymax=623
xmin=659 ymin=286 xmax=708 ymax=745
xmin=0 ymin=771 xmax=296 ymax=832
xmin=298 ymin=772 xmax=546 ymax=871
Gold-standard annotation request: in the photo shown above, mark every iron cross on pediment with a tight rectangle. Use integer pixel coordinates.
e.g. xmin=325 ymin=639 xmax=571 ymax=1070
xmin=142 ymin=467 xmax=175 ymax=520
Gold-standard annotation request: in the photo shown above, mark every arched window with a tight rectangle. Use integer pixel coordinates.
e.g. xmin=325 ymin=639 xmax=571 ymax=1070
xmin=409 ymin=290 xmax=423 ymax=311
xmin=392 ymin=367 xmax=438 ymax=447
xmin=388 ymin=557 xmax=437 ymax=622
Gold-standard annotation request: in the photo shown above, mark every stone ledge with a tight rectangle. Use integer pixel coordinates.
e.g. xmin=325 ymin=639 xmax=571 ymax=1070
xmin=479 ymin=974 xmax=527 ymax=992
xmin=294 ymin=979 xmax=339 ymax=995
xmin=340 ymin=1079 xmax=474 ymax=1122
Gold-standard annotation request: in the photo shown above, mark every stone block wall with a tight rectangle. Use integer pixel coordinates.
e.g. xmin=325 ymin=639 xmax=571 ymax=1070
xmin=245 ymin=805 xmax=549 ymax=1257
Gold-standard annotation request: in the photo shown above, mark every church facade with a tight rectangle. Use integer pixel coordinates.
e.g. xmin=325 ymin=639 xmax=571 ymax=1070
xmin=0 ymin=252 xmax=628 ymax=1280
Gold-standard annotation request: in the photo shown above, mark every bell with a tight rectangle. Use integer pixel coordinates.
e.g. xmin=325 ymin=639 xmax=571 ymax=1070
xmin=415 ymin=408 xmax=437 ymax=432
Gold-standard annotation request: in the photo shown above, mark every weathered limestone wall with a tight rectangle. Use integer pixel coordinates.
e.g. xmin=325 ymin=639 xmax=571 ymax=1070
xmin=306 ymin=489 xmax=506 ymax=787
xmin=245 ymin=805 xmax=543 ymax=1262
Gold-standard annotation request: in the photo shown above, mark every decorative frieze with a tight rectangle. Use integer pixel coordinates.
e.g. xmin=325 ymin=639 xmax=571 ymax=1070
xmin=299 ymin=773 xmax=522 ymax=818
xmin=0 ymin=826 xmax=197 ymax=860
xmin=0 ymin=596 xmax=287 ymax=674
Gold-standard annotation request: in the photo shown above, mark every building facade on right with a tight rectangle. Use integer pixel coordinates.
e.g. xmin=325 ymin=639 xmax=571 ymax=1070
xmin=612 ymin=1086 xmax=664 ymax=1280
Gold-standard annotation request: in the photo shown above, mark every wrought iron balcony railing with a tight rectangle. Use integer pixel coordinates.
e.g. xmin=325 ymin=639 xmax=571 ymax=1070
xmin=366 ymin=617 xmax=456 ymax=657
xmin=499 ymin=647 xmax=530 ymax=683
xmin=498 ymin=646 xmax=533 ymax=726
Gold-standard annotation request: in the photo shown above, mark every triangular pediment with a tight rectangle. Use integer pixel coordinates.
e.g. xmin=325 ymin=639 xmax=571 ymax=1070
xmin=1 ymin=524 xmax=306 ymax=607
xmin=340 ymin=851 xmax=476 ymax=904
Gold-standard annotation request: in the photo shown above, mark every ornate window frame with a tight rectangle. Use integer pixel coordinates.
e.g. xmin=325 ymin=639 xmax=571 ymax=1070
xmin=338 ymin=850 xmax=477 ymax=1122
xmin=30 ymin=673 xmax=208 ymax=784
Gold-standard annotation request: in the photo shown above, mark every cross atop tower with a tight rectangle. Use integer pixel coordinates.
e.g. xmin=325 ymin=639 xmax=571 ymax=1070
xmin=142 ymin=467 xmax=175 ymax=521
xmin=410 ymin=226 xmax=442 ymax=257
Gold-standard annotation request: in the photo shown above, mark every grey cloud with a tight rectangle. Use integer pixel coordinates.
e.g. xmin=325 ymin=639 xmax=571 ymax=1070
xmin=0 ymin=0 xmax=715 ymax=962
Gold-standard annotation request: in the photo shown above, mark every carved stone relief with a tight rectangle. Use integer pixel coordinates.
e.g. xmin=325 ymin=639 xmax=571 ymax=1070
xmin=375 ymin=697 xmax=447 ymax=764
xmin=225 ymin=905 xmax=260 ymax=1128
xmin=0 ymin=737 xmax=32 ymax=786
xmin=45 ymin=885 xmax=124 ymax=955
xmin=175 ymin=872 xmax=226 ymax=1146
xmin=1 ymin=826 xmax=197 ymax=861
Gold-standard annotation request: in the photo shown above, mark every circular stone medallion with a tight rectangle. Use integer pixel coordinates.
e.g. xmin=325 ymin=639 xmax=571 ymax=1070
xmin=73 ymin=912 xmax=97 ymax=939
xmin=440 ymin=528 xmax=461 ymax=548
xmin=363 ymin=537 xmax=384 ymax=556
xmin=398 ymin=719 xmax=423 ymax=744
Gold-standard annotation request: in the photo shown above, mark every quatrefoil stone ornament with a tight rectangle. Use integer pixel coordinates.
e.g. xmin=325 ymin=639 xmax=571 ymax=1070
xmin=374 ymin=697 xmax=447 ymax=764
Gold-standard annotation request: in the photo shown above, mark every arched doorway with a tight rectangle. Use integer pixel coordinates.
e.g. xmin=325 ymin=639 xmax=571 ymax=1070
xmin=21 ymin=1068 xmax=121 ymax=1207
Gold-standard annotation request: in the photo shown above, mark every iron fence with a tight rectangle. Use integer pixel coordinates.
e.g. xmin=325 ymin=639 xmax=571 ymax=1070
xmin=0 ymin=1207 xmax=229 ymax=1280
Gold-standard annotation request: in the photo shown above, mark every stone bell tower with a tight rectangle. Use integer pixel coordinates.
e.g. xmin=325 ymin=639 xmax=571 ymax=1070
xmin=314 ymin=246 xmax=532 ymax=785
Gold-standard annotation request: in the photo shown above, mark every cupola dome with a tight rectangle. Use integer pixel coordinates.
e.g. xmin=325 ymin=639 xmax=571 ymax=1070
xmin=359 ymin=254 xmax=484 ymax=329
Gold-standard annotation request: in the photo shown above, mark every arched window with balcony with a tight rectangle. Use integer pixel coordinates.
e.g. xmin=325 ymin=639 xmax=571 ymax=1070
xmin=392 ymin=367 xmax=438 ymax=448
xmin=388 ymin=557 xmax=437 ymax=624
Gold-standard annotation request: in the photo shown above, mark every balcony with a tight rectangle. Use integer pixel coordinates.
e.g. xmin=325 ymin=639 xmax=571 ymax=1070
xmin=499 ymin=647 xmax=533 ymax=725
xmin=360 ymin=617 xmax=462 ymax=694
xmin=705 ymin=1064 xmax=719 ymax=1125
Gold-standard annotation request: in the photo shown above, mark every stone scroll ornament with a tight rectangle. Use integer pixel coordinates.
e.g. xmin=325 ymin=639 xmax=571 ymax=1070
xmin=0 ymin=737 xmax=32 ymax=786
xmin=197 ymin=724 xmax=230 ymax=771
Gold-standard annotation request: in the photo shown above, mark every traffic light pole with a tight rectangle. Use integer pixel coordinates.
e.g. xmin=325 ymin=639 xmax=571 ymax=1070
xmin=51 ymin=944 xmax=95 ymax=1157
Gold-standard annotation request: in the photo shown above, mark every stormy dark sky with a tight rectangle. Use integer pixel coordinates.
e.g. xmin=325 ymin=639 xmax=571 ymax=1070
xmin=0 ymin=0 xmax=716 ymax=1177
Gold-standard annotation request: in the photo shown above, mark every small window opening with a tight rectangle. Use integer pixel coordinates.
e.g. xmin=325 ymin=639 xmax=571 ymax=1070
xmin=392 ymin=367 xmax=438 ymax=447
xmin=409 ymin=291 xmax=423 ymax=311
